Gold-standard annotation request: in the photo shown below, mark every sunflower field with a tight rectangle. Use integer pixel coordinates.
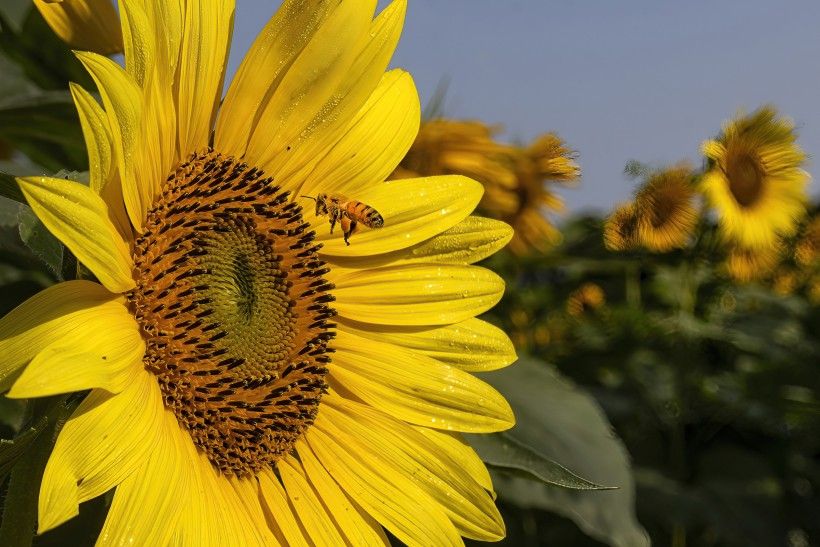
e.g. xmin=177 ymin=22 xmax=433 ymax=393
xmin=0 ymin=1 xmax=818 ymax=546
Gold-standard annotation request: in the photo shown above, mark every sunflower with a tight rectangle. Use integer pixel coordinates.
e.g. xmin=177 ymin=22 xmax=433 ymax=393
xmin=603 ymin=202 xmax=639 ymax=251
xmin=391 ymin=119 xmax=516 ymax=190
xmin=0 ymin=1 xmax=517 ymax=544
xmin=700 ymin=106 xmax=809 ymax=250
xmin=633 ymin=164 xmax=698 ymax=252
xmin=566 ymin=283 xmax=605 ymax=317
xmin=483 ymin=133 xmax=579 ymax=255
xmin=34 ymin=0 xmax=123 ymax=55
xmin=724 ymin=244 xmax=782 ymax=283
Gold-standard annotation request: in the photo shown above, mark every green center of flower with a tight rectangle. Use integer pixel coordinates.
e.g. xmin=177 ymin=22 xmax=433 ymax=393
xmin=726 ymin=150 xmax=764 ymax=208
xmin=128 ymin=150 xmax=335 ymax=476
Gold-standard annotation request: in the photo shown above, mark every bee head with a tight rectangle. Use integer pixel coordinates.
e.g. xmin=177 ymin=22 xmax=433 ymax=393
xmin=315 ymin=193 xmax=329 ymax=216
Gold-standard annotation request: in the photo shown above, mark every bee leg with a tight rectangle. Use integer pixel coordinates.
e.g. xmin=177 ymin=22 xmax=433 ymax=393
xmin=329 ymin=214 xmax=337 ymax=234
xmin=340 ymin=216 xmax=358 ymax=245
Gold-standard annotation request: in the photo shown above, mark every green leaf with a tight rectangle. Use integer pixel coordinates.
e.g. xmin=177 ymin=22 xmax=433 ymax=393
xmin=467 ymin=432 xmax=612 ymax=490
xmin=476 ymin=356 xmax=649 ymax=547
xmin=0 ymin=0 xmax=31 ymax=33
xmin=17 ymin=205 xmax=63 ymax=277
xmin=0 ymin=396 xmax=79 ymax=547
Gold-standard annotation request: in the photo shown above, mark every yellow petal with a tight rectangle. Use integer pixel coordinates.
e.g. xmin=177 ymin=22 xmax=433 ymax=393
xmin=332 ymin=264 xmax=504 ymax=326
xmin=321 ymin=397 xmax=505 ymax=541
xmin=174 ymin=442 xmax=273 ymax=546
xmin=295 ymin=439 xmax=389 ymax=546
xmin=97 ymin=412 xmax=189 ymax=546
xmin=74 ymin=51 xmax=145 ymax=231
xmin=271 ymin=0 xmax=408 ymax=189
xmin=413 ymin=427 xmax=494 ymax=493
xmin=326 ymin=216 xmax=513 ymax=274
xmin=118 ymin=0 xmax=179 ymax=213
xmin=244 ymin=0 xmax=376 ymax=170
xmin=8 ymin=312 xmax=142 ymax=398
xmin=228 ymin=476 xmax=279 ymax=546
xmin=16 ymin=176 xmax=135 ymax=293
xmin=278 ymin=456 xmax=346 ymax=546
xmin=305 ymin=421 xmax=462 ymax=547
xmin=338 ymin=317 xmax=516 ymax=372
xmin=330 ymin=330 xmax=514 ymax=432
xmin=33 ymin=0 xmax=123 ymax=55
xmin=0 ymin=281 xmax=124 ymax=391
xmin=258 ymin=469 xmax=311 ymax=547
xmin=298 ymin=69 xmax=419 ymax=199
xmin=38 ymin=371 xmax=164 ymax=533
xmin=68 ymin=83 xmax=131 ymax=241
xmin=215 ymin=0 xmax=336 ymax=156
xmin=701 ymin=139 xmax=726 ymax=161
xmin=313 ymin=175 xmax=482 ymax=256
xmin=118 ymin=0 xmax=153 ymax=86
xmin=176 ymin=0 xmax=235 ymax=157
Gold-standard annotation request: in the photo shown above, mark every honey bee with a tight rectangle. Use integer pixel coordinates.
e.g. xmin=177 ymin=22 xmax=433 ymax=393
xmin=301 ymin=193 xmax=384 ymax=245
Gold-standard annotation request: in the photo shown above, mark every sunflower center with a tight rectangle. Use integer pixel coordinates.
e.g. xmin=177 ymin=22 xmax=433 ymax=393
xmin=726 ymin=150 xmax=764 ymax=207
xmin=128 ymin=150 xmax=335 ymax=476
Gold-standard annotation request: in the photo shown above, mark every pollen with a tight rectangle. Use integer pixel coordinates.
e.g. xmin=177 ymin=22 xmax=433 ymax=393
xmin=128 ymin=150 xmax=335 ymax=476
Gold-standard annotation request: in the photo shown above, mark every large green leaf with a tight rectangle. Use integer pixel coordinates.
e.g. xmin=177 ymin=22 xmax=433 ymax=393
xmin=466 ymin=432 xmax=611 ymax=490
xmin=476 ymin=356 xmax=649 ymax=547
xmin=17 ymin=205 xmax=63 ymax=277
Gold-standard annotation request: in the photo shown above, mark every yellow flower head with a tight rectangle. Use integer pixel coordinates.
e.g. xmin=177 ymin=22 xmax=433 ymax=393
xmin=394 ymin=119 xmax=516 ymax=189
xmin=34 ymin=0 xmax=123 ymax=55
xmin=794 ymin=214 xmax=820 ymax=267
xmin=566 ymin=283 xmax=606 ymax=317
xmin=484 ymin=133 xmax=579 ymax=255
xmin=700 ymin=106 xmax=809 ymax=249
xmin=1 ymin=2 xmax=517 ymax=544
xmin=724 ymin=243 xmax=783 ymax=283
xmin=603 ymin=202 xmax=639 ymax=251
xmin=633 ymin=164 xmax=699 ymax=252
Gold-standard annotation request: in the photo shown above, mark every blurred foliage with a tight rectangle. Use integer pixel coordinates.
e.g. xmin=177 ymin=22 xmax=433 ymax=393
xmin=481 ymin=211 xmax=820 ymax=546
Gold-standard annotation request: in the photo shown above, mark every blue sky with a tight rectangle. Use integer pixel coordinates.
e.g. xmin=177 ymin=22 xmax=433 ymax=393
xmin=228 ymin=1 xmax=820 ymax=213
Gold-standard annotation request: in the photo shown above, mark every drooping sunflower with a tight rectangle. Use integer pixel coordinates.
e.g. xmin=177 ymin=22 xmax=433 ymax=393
xmin=34 ymin=0 xmax=123 ymax=55
xmin=391 ymin=119 xmax=517 ymax=189
xmin=700 ymin=106 xmax=809 ymax=250
xmin=1 ymin=1 xmax=517 ymax=545
xmin=633 ymin=164 xmax=699 ymax=252
xmin=603 ymin=202 xmax=639 ymax=252
xmin=483 ymin=133 xmax=580 ymax=255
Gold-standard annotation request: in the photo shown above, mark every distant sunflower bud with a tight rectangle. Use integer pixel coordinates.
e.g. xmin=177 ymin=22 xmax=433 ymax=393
xmin=34 ymin=0 xmax=123 ymax=55
xmin=604 ymin=202 xmax=639 ymax=251
xmin=701 ymin=106 xmax=809 ymax=250
xmin=724 ymin=243 xmax=783 ymax=283
xmin=566 ymin=283 xmax=606 ymax=317
xmin=633 ymin=164 xmax=699 ymax=252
